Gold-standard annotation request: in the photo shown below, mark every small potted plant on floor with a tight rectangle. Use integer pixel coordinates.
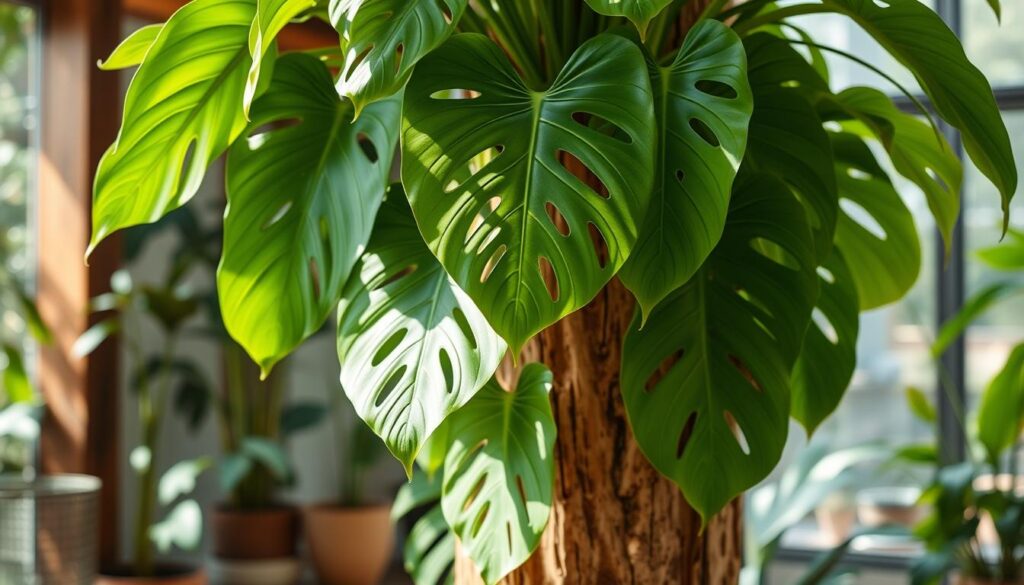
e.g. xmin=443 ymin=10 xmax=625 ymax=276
xmin=305 ymin=398 xmax=392 ymax=585
xmin=78 ymin=266 xmax=212 ymax=584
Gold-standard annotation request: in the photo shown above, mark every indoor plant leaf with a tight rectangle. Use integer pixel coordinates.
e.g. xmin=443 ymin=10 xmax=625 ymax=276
xmin=823 ymin=87 xmax=961 ymax=251
xmin=1 ymin=345 xmax=32 ymax=404
xmin=393 ymin=471 xmax=454 ymax=585
xmin=403 ymin=33 xmax=656 ymax=353
xmin=219 ymin=52 xmax=399 ymax=373
xmin=246 ymin=0 xmax=317 ymax=112
xmin=621 ymin=171 xmax=818 ymax=521
xmin=337 ymin=189 xmax=506 ymax=471
xmin=933 ymin=282 xmax=1022 ymax=356
xmin=90 ymin=0 xmax=257 ymax=254
xmin=977 ymin=343 xmax=1024 ymax=465
xmin=821 ymin=0 xmax=1017 ymax=225
xmin=619 ymin=20 xmax=753 ymax=318
xmin=977 ymin=229 xmax=1024 ymax=270
xmin=830 ymin=131 xmax=921 ymax=310
xmin=583 ymin=0 xmax=673 ymax=35
xmin=441 ymin=364 xmax=556 ymax=585
xmin=790 ymin=250 xmax=860 ymax=433
xmin=98 ymin=23 xmax=162 ymax=70
xmin=333 ymin=0 xmax=468 ymax=115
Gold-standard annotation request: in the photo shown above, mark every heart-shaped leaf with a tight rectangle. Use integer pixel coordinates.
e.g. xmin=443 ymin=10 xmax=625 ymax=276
xmin=621 ymin=171 xmax=818 ymax=521
xmin=403 ymin=33 xmax=655 ymax=353
xmin=219 ymin=53 xmax=399 ymax=373
xmin=90 ymin=0 xmax=256 ymax=254
xmin=247 ymin=0 xmax=318 ymax=112
xmin=619 ymin=20 xmax=752 ymax=318
xmin=831 ymin=131 xmax=921 ymax=310
xmin=821 ymin=0 xmax=1016 ymax=226
xmin=337 ymin=189 xmax=506 ymax=470
xmin=442 ymin=364 xmax=556 ymax=585
xmin=583 ymin=0 xmax=673 ymax=34
xmin=99 ymin=23 xmax=161 ymax=70
xmin=332 ymin=0 xmax=467 ymax=115
xmin=790 ymin=250 xmax=860 ymax=434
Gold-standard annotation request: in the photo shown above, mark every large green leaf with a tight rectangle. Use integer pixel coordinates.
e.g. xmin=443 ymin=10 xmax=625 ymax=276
xmin=442 ymin=364 xmax=556 ymax=585
xmin=743 ymin=34 xmax=836 ymax=260
xmin=821 ymin=0 xmax=1016 ymax=224
xmin=332 ymin=0 xmax=467 ymax=116
xmin=790 ymin=250 xmax=859 ymax=433
xmin=977 ymin=343 xmax=1024 ymax=464
xmin=394 ymin=471 xmax=455 ymax=585
xmin=246 ymin=0 xmax=317 ymax=112
xmin=621 ymin=171 xmax=818 ymax=521
xmin=90 ymin=0 xmax=256 ymax=254
xmin=219 ymin=53 xmax=399 ymax=373
xmin=831 ymin=131 xmax=921 ymax=310
xmin=336 ymin=190 xmax=506 ymax=471
xmin=823 ymin=87 xmax=961 ymax=250
xmin=619 ymin=20 xmax=752 ymax=318
xmin=403 ymin=33 xmax=655 ymax=353
xmin=583 ymin=0 xmax=674 ymax=34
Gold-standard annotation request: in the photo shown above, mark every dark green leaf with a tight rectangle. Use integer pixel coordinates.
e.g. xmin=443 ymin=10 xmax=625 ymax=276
xmin=220 ymin=453 xmax=254 ymax=494
xmin=141 ymin=286 xmax=200 ymax=331
xmin=280 ymin=402 xmax=328 ymax=436
xmin=403 ymin=33 xmax=656 ymax=353
xmin=583 ymin=0 xmax=673 ymax=34
xmin=174 ymin=377 xmax=211 ymax=431
xmin=977 ymin=343 xmax=1024 ymax=464
xmin=337 ymin=191 xmax=506 ymax=471
xmin=622 ymin=171 xmax=818 ymax=521
xmin=240 ymin=436 xmax=291 ymax=480
xmin=620 ymin=20 xmax=752 ymax=317
xmin=219 ymin=53 xmax=399 ymax=373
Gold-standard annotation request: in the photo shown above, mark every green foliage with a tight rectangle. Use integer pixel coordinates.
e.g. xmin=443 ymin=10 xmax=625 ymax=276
xmin=583 ymin=0 xmax=674 ymax=34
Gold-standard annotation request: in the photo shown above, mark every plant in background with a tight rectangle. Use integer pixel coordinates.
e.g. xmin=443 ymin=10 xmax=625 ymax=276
xmin=90 ymin=0 xmax=1015 ymax=581
xmin=909 ymin=235 xmax=1024 ymax=585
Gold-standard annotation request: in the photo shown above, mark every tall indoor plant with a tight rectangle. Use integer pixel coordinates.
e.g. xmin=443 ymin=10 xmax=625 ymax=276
xmin=90 ymin=0 xmax=1015 ymax=582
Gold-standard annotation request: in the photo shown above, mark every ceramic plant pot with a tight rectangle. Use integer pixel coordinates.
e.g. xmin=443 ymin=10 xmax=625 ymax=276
xmin=96 ymin=565 xmax=207 ymax=585
xmin=305 ymin=504 xmax=394 ymax=585
xmin=209 ymin=505 xmax=301 ymax=585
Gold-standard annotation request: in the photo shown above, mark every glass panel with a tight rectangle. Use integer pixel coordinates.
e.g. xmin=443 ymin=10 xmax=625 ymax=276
xmin=0 ymin=3 xmax=40 ymax=472
xmin=965 ymin=112 xmax=1024 ymax=413
xmin=963 ymin=0 xmax=1024 ymax=89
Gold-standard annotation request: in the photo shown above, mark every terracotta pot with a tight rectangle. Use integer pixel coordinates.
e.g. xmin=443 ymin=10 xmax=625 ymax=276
xmin=211 ymin=505 xmax=299 ymax=560
xmin=96 ymin=566 xmax=206 ymax=585
xmin=856 ymin=486 xmax=925 ymax=528
xmin=305 ymin=504 xmax=394 ymax=585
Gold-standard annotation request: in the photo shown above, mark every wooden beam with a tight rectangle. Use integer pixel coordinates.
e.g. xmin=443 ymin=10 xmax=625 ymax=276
xmin=123 ymin=0 xmax=339 ymax=50
xmin=38 ymin=0 xmax=123 ymax=568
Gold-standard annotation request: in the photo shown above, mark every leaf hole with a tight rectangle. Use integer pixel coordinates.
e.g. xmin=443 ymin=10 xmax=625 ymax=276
xmin=372 ymin=328 xmax=409 ymax=367
xmin=261 ymin=201 xmax=293 ymax=231
xmin=465 ymin=195 xmax=502 ymax=243
xmin=463 ymin=473 xmax=488 ymax=512
xmin=309 ymin=257 xmax=321 ymax=301
xmin=817 ymin=266 xmax=835 ymax=284
xmin=538 ymin=256 xmax=559 ymax=302
xmin=447 ymin=147 xmax=503 ymax=194
xmin=429 ymin=89 xmax=481 ymax=100
xmin=588 ymin=222 xmax=609 ymax=269
xmin=481 ymin=244 xmax=507 ymax=284
xmin=357 ymin=132 xmax=379 ymax=163
xmin=558 ymin=150 xmax=610 ymax=199
xmin=571 ymin=111 xmax=633 ymax=144
xmin=676 ymin=412 xmax=697 ymax=459
xmin=374 ymin=365 xmax=407 ymax=407
xmin=645 ymin=348 xmax=684 ymax=392
xmin=727 ymin=354 xmax=762 ymax=393
xmin=471 ymin=502 xmax=490 ymax=538
xmin=695 ymin=79 xmax=738 ymax=99
xmin=344 ymin=44 xmax=374 ymax=82
xmin=750 ymin=237 xmax=800 ymax=270
xmin=452 ymin=308 xmax=476 ymax=349
xmin=515 ymin=474 xmax=528 ymax=507
xmin=439 ymin=348 xmax=454 ymax=394
xmin=689 ymin=118 xmax=720 ymax=147
xmin=840 ymin=198 xmax=887 ymax=240
xmin=394 ymin=43 xmax=405 ymax=75
xmin=872 ymin=0 xmax=890 ymax=7
xmin=373 ymin=264 xmax=418 ymax=291
xmin=675 ymin=169 xmax=685 ymax=185
xmin=545 ymin=202 xmax=570 ymax=237
xmin=812 ymin=307 xmax=840 ymax=345
xmin=434 ymin=0 xmax=454 ymax=23
xmin=846 ymin=166 xmax=871 ymax=181
xmin=723 ymin=410 xmax=751 ymax=455
xmin=246 ymin=118 xmax=301 ymax=145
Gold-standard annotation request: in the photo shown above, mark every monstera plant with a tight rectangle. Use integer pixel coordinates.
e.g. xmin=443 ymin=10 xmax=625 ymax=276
xmin=92 ymin=0 xmax=1015 ymax=582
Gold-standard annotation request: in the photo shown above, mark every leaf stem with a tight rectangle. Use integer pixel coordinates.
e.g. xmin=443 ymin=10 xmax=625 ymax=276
xmin=732 ymin=4 xmax=832 ymax=35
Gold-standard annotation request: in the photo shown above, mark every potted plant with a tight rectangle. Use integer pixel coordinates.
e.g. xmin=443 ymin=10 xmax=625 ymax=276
xmin=910 ymin=234 xmax=1024 ymax=585
xmin=305 ymin=397 xmax=392 ymax=585
xmin=89 ymin=0 xmax=1014 ymax=580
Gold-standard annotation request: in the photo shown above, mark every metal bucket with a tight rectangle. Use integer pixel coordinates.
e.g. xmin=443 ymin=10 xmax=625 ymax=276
xmin=0 ymin=474 xmax=101 ymax=585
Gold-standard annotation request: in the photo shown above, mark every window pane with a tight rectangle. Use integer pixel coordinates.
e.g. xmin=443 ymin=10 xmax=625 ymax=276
xmin=0 ymin=2 xmax=40 ymax=471
xmin=963 ymin=0 xmax=1024 ymax=89
xmin=965 ymin=112 xmax=1024 ymax=413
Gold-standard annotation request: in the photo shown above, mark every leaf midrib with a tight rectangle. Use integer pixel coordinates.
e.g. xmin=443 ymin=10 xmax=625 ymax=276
xmin=511 ymin=91 xmax=547 ymax=345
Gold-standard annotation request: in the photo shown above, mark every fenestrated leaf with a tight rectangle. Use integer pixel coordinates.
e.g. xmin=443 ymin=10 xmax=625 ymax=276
xmin=403 ymin=33 xmax=655 ymax=353
xmin=621 ymin=171 xmax=818 ymax=521
xmin=90 ymin=0 xmax=257 ymax=254
xmin=246 ymin=0 xmax=317 ymax=112
xmin=619 ymin=20 xmax=752 ymax=318
xmin=442 ymin=364 xmax=556 ymax=585
xmin=393 ymin=470 xmax=454 ymax=585
xmin=790 ymin=250 xmax=859 ymax=434
xmin=830 ymin=131 xmax=920 ymax=310
xmin=583 ymin=0 xmax=673 ymax=34
xmin=823 ymin=87 xmax=961 ymax=251
xmin=977 ymin=343 xmax=1024 ymax=464
xmin=219 ymin=53 xmax=399 ymax=374
xmin=99 ymin=23 xmax=162 ymax=70
xmin=743 ymin=34 xmax=836 ymax=260
xmin=333 ymin=0 xmax=467 ymax=116
xmin=820 ymin=0 xmax=1016 ymax=226
xmin=337 ymin=190 xmax=506 ymax=471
